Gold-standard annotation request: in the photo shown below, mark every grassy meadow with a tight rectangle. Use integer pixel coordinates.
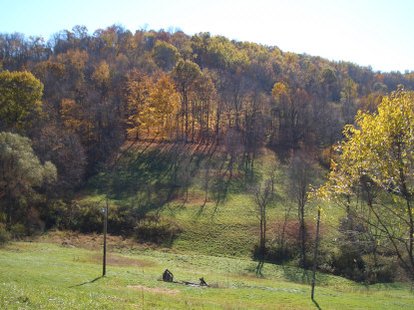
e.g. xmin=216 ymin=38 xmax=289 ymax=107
xmin=1 ymin=240 xmax=413 ymax=309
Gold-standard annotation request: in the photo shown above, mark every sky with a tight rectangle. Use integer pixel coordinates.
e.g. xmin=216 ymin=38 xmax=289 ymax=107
xmin=0 ymin=0 xmax=413 ymax=73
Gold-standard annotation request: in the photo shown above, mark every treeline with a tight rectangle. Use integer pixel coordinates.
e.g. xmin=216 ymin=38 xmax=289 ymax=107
xmin=1 ymin=26 xmax=414 ymax=178
xmin=0 ymin=25 xmax=412 ymax=192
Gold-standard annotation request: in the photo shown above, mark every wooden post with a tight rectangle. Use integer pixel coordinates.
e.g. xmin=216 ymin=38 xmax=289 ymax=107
xmin=311 ymin=208 xmax=321 ymax=300
xmin=103 ymin=197 xmax=108 ymax=277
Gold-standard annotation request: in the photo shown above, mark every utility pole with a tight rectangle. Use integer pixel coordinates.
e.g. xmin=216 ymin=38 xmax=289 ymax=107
xmin=100 ymin=140 xmax=140 ymax=278
xmin=311 ymin=207 xmax=321 ymax=300
xmin=102 ymin=197 xmax=109 ymax=277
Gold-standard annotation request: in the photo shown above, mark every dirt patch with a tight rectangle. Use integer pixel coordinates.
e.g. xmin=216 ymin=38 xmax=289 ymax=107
xmin=171 ymin=191 xmax=211 ymax=205
xmin=89 ymin=253 xmax=155 ymax=267
xmin=127 ymin=285 xmax=179 ymax=295
xmin=35 ymin=231 xmax=157 ymax=252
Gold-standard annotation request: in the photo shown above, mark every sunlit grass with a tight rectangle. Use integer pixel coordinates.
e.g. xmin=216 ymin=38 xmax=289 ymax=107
xmin=0 ymin=242 xmax=413 ymax=309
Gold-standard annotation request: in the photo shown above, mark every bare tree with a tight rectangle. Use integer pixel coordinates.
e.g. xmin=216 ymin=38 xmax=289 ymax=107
xmin=253 ymin=172 xmax=276 ymax=260
xmin=288 ymin=152 xmax=317 ymax=269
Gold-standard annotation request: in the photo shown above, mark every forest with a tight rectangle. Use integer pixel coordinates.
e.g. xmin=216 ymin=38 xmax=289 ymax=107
xmin=1 ymin=24 xmax=414 ymax=286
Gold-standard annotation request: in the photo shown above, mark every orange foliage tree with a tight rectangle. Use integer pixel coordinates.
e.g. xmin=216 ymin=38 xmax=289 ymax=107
xmin=126 ymin=71 xmax=180 ymax=140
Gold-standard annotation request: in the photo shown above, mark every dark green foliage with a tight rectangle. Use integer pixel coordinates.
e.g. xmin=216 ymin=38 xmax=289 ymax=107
xmin=58 ymin=201 xmax=103 ymax=233
xmin=134 ymin=216 xmax=182 ymax=246
xmin=0 ymin=132 xmax=56 ymax=228
xmin=330 ymin=248 xmax=397 ymax=284
xmin=39 ymin=199 xmax=69 ymax=229
xmin=362 ymin=256 xmax=397 ymax=283
xmin=331 ymin=243 xmax=366 ymax=282
xmin=153 ymin=41 xmax=179 ymax=71
xmin=326 ymin=214 xmax=397 ymax=284
xmin=0 ymin=224 xmax=10 ymax=245
xmin=253 ymin=243 xmax=296 ymax=264
xmin=8 ymin=223 xmax=26 ymax=239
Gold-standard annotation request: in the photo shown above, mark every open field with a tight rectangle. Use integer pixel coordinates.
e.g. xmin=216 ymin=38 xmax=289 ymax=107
xmin=1 ymin=241 xmax=413 ymax=309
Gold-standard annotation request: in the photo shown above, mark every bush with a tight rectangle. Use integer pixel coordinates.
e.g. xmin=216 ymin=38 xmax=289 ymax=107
xmin=134 ymin=216 xmax=181 ymax=246
xmin=328 ymin=244 xmax=398 ymax=284
xmin=25 ymin=207 xmax=45 ymax=235
xmin=0 ymin=224 xmax=10 ymax=245
xmin=257 ymin=220 xmax=305 ymax=264
xmin=43 ymin=200 xmax=104 ymax=233
xmin=362 ymin=255 xmax=397 ymax=283
xmin=327 ymin=214 xmax=397 ymax=283
xmin=69 ymin=201 xmax=103 ymax=233
xmin=40 ymin=199 xmax=69 ymax=229
xmin=255 ymin=243 xmax=297 ymax=264
xmin=9 ymin=223 xmax=26 ymax=239
xmin=331 ymin=245 xmax=366 ymax=282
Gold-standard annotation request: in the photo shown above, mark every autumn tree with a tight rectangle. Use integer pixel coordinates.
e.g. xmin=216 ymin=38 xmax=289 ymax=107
xmin=271 ymin=82 xmax=310 ymax=148
xmin=153 ymin=41 xmax=180 ymax=71
xmin=0 ymin=33 xmax=32 ymax=70
xmin=241 ymin=90 xmax=269 ymax=173
xmin=0 ymin=71 xmax=43 ymax=131
xmin=31 ymin=123 xmax=86 ymax=194
xmin=189 ymin=70 xmax=217 ymax=142
xmin=127 ymin=71 xmax=180 ymax=140
xmin=320 ymin=90 xmax=414 ymax=280
xmin=172 ymin=59 xmax=202 ymax=141
xmin=340 ymin=78 xmax=358 ymax=124
xmin=92 ymin=60 xmax=110 ymax=93
xmin=320 ymin=67 xmax=340 ymax=102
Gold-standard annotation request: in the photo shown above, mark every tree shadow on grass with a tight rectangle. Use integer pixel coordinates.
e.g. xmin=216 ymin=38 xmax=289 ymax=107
xmin=282 ymin=265 xmax=311 ymax=284
xmin=69 ymin=276 xmax=103 ymax=288
xmin=312 ymin=299 xmax=322 ymax=310
xmin=255 ymin=260 xmax=265 ymax=277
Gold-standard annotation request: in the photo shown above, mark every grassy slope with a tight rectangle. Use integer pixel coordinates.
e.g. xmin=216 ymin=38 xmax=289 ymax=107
xmin=1 ymin=241 xmax=413 ymax=309
xmin=85 ymin=146 xmax=343 ymax=259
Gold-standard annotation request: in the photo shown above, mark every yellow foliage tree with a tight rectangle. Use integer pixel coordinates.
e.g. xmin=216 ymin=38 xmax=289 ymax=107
xmin=60 ymin=98 xmax=94 ymax=143
xmin=0 ymin=70 xmax=43 ymax=131
xmin=127 ymin=72 xmax=179 ymax=140
xmin=319 ymin=90 xmax=414 ymax=280
xmin=92 ymin=60 xmax=110 ymax=89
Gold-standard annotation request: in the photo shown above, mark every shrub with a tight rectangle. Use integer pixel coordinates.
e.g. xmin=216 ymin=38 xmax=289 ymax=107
xmin=0 ymin=224 xmax=10 ymax=245
xmin=40 ymin=199 xmax=68 ymax=229
xmin=25 ymin=207 xmax=45 ymax=235
xmin=134 ymin=216 xmax=181 ymax=246
xmin=9 ymin=223 xmax=26 ymax=239
xmin=331 ymin=245 xmax=366 ymax=282
xmin=259 ymin=220 xmax=303 ymax=264
xmin=255 ymin=242 xmax=297 ymax=264
xmin=362 ymin=255 xmax=397 ymax=283
xmin=69 ymin=201 xmax=103 ymax=233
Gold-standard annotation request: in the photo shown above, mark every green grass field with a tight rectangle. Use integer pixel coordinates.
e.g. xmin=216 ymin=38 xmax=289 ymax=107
xmin=1 ymin=241 xmax=413 ymax=309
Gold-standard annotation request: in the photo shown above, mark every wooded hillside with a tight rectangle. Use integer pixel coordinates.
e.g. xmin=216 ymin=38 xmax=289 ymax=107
xmin=2 ymin=25 xmax=414 ymax=284
xmin=1 ymin=25 xmax=413 ymax=184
